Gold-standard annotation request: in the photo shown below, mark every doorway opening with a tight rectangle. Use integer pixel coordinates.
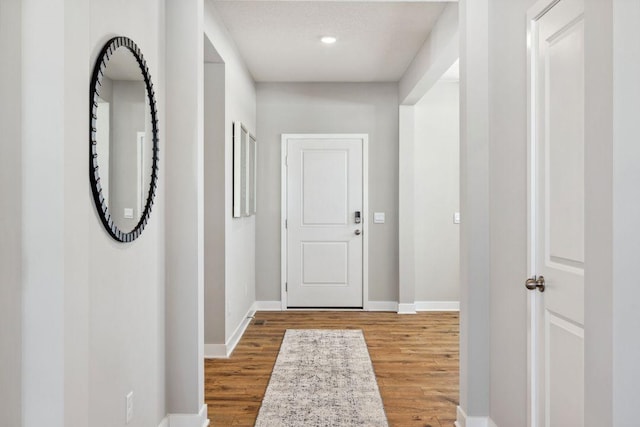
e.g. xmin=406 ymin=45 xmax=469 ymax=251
xmin=399 ymin=59 xmax=461 ymax=313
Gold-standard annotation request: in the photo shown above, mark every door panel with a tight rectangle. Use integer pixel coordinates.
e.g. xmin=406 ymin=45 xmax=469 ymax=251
xmin=546 ymin=10 xmax=585 ymax=271
xmin=302 ymin=150 xmax=348 ymax=225
xmin=286 ymin=136 xmax=364 ymax=308
xmin=546 ymin=314 xmax=584 ymax=427
xmin=302 ymin=242 xmax=348 ymax=284
xmin=530 ymin=0 xmax=585 ymax=425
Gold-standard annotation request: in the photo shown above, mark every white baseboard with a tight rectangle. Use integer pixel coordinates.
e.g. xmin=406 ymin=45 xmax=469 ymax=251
xmin=255 ymin=300 xmax=402 ymax=312
xmin=203 ymin=343 xmax=226 ymax=358
xmin=204 ymin=304 xmax=256 ymax=359
xmin=415 ymin=301 xmax=460 ymax=311
xmin=397 ymin=303 xmax=417 ymax=314
xmin=225 ymin=303 xmax=256 ymax=356
xmin=367 ymin=301 xmax=398 ymax=311
xmin=255 ymin=300 xmax=283 ymax=311
xmin=161 ymin=404 xmax=209 ymax=427
xmin=455 ymin=406 xmax=496 ymax=427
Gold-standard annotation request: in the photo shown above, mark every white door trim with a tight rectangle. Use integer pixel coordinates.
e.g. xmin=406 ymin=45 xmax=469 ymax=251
xmin=526 ymin=3 xmax=545 ymax=426
xmin=526 ymin=1 xmax=577 ymax=425
xmin=281 ymin=134 xmax=369 ymax=311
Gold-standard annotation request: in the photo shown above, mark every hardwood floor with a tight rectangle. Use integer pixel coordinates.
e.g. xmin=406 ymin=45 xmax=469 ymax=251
xmin=205 ymin=311 xmax=459 ymax=427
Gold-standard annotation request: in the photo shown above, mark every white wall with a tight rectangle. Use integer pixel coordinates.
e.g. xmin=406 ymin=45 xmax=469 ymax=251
xmin=203 ymin=2 xmax=257 ymax=345
xmin=255 ymin=82 xmax=399 ymax=303
xmin=21 ymin=1 xmax=68 ymax=425
xmin=583 ymin=1 xmax=613 ymax=424
xmin=611 ymin=1 xmax=640 ymax=423
xmin=399 ymin=2 xmax=459 ymax=105
xmin=17 ymin=1 xmax=167 ymax=426
xmin=414 ymin=81 xmax=460 ymax=302
xmin=87 ymin=2 xmax=167 ymax=426
xmin=398 ymin=105 xmax=416 ymax=308
xmin=485 ymin=0 xmax=535 ymax=424
xmin=204 ymin=61 xmax=226 ymax=346
xmin=584 ymin=0 xmax=640 ymax=424
xmin=458 ymin=0 xmax=491 ymax=418
xmin=0 ymin=1 xmax=22 ymax=425
xmin=165 ymin=0 xmax=204 ymax=416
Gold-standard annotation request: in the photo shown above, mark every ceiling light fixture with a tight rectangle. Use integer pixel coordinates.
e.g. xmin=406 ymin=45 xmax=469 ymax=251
xmin=320 ymin=36 xmax=337 ymax=44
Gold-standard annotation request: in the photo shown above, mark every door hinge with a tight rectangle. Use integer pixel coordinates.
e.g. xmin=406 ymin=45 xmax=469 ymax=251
xmin=285 ymin=155 xmax=288 ymax=166
xmin=285 ymin=219 xmax=288 ymax=229
xmin=285 ymin=282 xmax=288 ymax=292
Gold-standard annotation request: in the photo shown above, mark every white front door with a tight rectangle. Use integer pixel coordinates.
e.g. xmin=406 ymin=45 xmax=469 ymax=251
xmin=528 ymin=0 xmax=585 ymax=425
xmin=283 ymin=134 xmax=366 ymax=308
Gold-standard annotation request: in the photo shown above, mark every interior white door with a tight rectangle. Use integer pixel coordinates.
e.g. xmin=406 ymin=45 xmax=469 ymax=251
xmin=529 ymin=0 xmax=585 ymax=425
xmin=285 ymin=135 xmax=364 ymax=308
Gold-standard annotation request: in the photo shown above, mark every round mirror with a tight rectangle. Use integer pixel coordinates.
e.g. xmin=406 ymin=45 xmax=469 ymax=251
xmin=89 ymin=37 xmax=159 ymax=242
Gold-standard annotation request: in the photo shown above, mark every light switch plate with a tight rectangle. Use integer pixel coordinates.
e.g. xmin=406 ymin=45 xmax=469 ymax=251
xmin=124 ymin=208 xmax=134 ymax=219
xmin=454 ymin=212 xmax=461 ymax=224
xmin=373 ymin=212 xmax=385 ymax=224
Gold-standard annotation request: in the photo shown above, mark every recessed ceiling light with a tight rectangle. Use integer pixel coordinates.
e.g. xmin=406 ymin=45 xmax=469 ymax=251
xmin=320 ymin=36 xmax=337 ymax=44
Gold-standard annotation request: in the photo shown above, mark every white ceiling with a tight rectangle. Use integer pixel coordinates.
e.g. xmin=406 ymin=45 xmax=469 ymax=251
xmin=211 ymin=1 xmax=450 ymax=82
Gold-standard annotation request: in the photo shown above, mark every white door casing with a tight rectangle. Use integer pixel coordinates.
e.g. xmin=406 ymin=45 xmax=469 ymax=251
xmin=281 ymin=134 xmax=368 ymax=309
xmin=527 ymin=0 xmax=585 ymax=426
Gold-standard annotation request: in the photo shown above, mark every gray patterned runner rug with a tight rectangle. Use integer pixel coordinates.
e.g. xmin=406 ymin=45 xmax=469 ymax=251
xmin=255 ymin=329 xmax=388 ymax=427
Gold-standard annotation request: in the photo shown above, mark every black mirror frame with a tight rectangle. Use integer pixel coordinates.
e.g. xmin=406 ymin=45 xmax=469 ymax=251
xmin=89 ymin=36 xmax=159 ymax=243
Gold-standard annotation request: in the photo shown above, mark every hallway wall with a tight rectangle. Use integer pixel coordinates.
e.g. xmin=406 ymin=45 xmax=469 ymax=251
xmin=204 ymin=62 xmax=226 ymax=346
xmin=414 ymin=81 xmax=460 ymax=302
xmin=610 ymin=1 xmax=640 ymax=422
xmin=255 ymin=82 xmax=399 ymax=304
xmin=0 ymin=1 xmax=22 ymax=425
xmin=203 ymin=3 xmax=257 ymax=345
xmin=15 ymin=1 xmax=167 ymax=426
xmin=486 ymin=0 xmax=535 ymax=424
xmin=86 ymin=2 xmax=167 ymax=426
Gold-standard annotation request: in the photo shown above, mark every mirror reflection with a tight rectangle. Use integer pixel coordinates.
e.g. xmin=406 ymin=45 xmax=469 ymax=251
xmin=94 ymin=47 xmax=153 ymax=233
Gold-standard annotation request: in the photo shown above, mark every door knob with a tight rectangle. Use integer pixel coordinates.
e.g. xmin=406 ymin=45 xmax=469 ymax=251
xmin=354 ymin=229 xmax=361 ymax=236
xmin=525 ymin=275 xmax=545 ymax=292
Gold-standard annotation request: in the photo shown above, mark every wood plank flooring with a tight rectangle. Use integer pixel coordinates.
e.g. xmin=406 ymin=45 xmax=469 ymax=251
xmin=205 ymin=311 xmax=459 ymax=427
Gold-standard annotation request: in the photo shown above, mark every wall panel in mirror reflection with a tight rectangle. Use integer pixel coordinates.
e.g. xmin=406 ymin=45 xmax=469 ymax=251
xmin=90 ymin=37 xmax=159 ymax=242
xmin=232 ymin=122 xmax=257 ymax=218
xmin=249 ymin=133 xmax=257 ymax=215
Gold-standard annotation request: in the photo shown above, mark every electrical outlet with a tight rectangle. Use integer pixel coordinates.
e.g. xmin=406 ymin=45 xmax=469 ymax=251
xmin=126 ymin=391 xmax=134 ymax=424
